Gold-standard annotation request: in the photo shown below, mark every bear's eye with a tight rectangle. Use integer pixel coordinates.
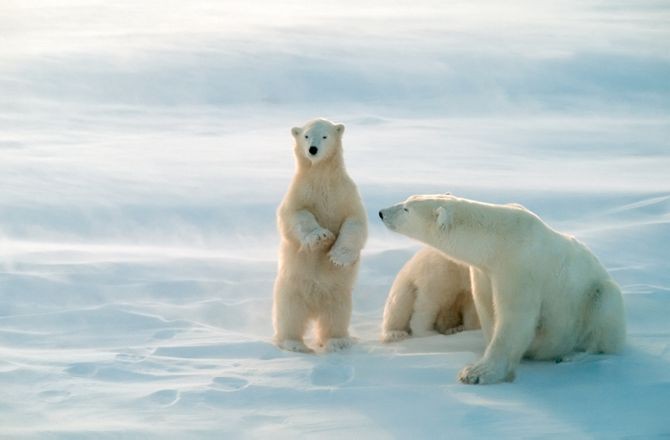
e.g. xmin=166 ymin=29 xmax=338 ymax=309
xmin=322 ymin=136 xmax=327 ymax=139
xmin=304 ymin=135 xmax=309 ymax=139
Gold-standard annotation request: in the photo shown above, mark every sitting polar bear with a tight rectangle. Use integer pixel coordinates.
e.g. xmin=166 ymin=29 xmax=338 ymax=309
xmin=382 ymin=247 xmax=479 ymax=342
xmin=272 ymin=118 xmax=367 ymax=353
xmin=379 ymin=194 xmax=626 ymax=384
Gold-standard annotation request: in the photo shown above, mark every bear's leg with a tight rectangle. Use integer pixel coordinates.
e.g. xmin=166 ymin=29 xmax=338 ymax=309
xmin=584 ymin=280 xmax=626 ymax=354
xmin=317 ymin=292 xmax=354 ymax=352
xmin=459 ymin=279 xmax=540 ymax=385
xmin=381 ymin=279 xmax=416 ymax=342
xmin=329 ymin=218 xmax=366 ymax=267
xmin=461 ymin=294 xmax=481 ymax=331
xmin=273 ymin=285 xmax=313 ymax=353
xmin=470 ymin=268 xmax=494 ymax=342
xmin=409 ymin=291 xmax=445 ymax=337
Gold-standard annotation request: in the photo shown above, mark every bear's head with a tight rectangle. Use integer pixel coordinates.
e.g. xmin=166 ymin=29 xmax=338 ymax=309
xmin=380 ymin=194 xmax=527 ymax=268
xmin=291 ymin=118 xmax=345 ymax=166
xmin=379 ymin=194 xmax=458 ymax=243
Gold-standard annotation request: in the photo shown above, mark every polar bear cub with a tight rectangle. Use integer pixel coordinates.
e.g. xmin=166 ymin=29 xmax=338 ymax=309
xmin=273 ymin=118 xmax=367 ymax=353
xmin=382 ymin=247 xmax=479 ymax=342
xmin=379 ymin=194 xmax=625 ymax=384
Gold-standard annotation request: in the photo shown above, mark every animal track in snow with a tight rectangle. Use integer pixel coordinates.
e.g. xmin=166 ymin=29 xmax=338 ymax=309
xmin=211 ymin=376 xmax=249 ymax=391
xmin=310 ymin=361 xmax=354 ymax=387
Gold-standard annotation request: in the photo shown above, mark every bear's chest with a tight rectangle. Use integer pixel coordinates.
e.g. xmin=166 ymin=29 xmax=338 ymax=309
xmin=298 ymin=180 xmax=352 ymax=228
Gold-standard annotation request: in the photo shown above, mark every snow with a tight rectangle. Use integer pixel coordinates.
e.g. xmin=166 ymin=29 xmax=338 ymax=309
xmin=1 ymin=0 xmax=669 ymax=438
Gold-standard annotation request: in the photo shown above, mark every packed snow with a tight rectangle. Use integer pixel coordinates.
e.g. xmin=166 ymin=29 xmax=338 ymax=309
xmin=1 ymin=0 xmax=669 ymax=438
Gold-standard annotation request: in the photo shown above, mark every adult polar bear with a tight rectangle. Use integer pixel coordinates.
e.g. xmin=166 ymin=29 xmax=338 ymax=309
xmin=379 ymin=194 xmax=625 ymax=384
xmin=273 ymin=118 xmax=367 ymax=353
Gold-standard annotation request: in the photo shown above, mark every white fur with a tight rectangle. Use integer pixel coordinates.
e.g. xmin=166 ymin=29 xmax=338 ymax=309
xmin=273 ymin=118 xmax=367 ymax=353
xmin=381 ymin=247 xmax=479 ymax=342
xmin=380 ymin=194 xmax=626 ymax=384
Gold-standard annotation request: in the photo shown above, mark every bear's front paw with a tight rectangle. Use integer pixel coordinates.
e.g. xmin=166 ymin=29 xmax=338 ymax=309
xmin=458 ymin=360 xmax=514 ymax=385
xmin=302 ymin=228 xmax=335 ymax=251
xmin=328 ymin=246 xmax=359 ymax=267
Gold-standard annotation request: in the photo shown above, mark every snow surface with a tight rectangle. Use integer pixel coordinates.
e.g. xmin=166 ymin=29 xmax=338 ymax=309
xmin=1 ymin=0 xmax=669 ymax=438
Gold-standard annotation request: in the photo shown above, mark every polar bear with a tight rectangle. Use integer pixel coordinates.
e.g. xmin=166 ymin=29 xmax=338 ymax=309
xmin=379 ymin=194 xmax=626 ymax=384
xmin=382 ymin=247 xmax=479 ymax=342
xmin=272 ymin=118 xmax=367 ymax=353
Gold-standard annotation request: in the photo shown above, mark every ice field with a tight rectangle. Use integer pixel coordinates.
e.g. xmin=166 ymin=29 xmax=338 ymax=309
xmin=1 ymin=1 xmax=669 ymax=438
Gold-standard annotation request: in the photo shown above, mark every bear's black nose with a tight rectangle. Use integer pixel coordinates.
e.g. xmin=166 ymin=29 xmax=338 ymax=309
xmin=378 ymin=211 xmax=384 ymax=220
xmin=309 ymin=146 xmax=318 ymax=156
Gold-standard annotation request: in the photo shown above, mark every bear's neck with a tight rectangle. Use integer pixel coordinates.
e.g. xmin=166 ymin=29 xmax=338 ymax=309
xmin=428 ymin=227 xmax=496 ymax=272
xmin=294 ymin=151 xmax=347 ymax=177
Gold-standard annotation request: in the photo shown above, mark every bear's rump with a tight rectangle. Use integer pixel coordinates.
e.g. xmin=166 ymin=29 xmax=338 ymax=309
xmin=523 ymin=287 xmax=592 ymax=359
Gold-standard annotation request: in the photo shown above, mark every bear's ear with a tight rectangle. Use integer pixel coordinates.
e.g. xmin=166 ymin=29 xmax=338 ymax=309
xmin=291 ymin=127 xmax=301 ymax=138
xmin=435 ymin=206 xmax=453 ymax=231
xmin=335 ymin=124 xmax=345 ymax=137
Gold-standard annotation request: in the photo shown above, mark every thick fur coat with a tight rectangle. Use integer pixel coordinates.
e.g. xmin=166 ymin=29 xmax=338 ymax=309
xmin=380 ymin=194 xmax=625 ymax=384
xmin=382 ymin=247 xmax=479 ymax=342
xmin=273 ymin=118 xmax=367 ymax=353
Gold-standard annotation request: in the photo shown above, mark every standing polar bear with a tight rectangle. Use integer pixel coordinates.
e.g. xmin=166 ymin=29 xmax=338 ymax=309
xmin=273 ymin=118 xmax=367 ymax=353
xmin=379 ymin=194 xmax=625 ymax=384
xmin=381 ymin=247 xmax=479 ymax=342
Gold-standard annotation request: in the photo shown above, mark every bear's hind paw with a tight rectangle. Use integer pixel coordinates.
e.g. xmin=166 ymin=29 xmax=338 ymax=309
xmin=441 ymin=325 xmax=465 ymax=336
xmin=381 ymin=330 xmax=410 ymax=343
xmin=323 ymin=337 xmax=355 ymax=352
xmin=277 ymin=339 xmax=314 ymax=354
